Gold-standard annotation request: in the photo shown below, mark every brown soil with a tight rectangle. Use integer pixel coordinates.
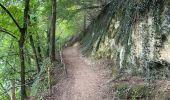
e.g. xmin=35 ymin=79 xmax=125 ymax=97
xmin=46 ymin=46 xmax=113 ymax=100
xmin=35 ymin=46 xmax=170 ymax=100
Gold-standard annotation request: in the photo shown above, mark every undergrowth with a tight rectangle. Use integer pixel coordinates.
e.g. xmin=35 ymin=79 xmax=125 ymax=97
xmin=30 ymin=58 xmax=51 ymax=98
xmin=114 ymin=84 xmax=154 ymax=100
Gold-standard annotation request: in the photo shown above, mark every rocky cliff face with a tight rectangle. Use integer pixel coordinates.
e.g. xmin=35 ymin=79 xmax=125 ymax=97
xmin=81 ymin=0 xmax=170 ymax=79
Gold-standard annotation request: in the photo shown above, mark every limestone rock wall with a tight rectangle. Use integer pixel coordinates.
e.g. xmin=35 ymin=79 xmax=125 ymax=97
xmin=89 ymin=0 xmax=170 ymax=78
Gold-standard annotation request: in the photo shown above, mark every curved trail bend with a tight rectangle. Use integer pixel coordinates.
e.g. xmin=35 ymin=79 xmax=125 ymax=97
xmin=51 ymin=46 xmax=113 ymax=100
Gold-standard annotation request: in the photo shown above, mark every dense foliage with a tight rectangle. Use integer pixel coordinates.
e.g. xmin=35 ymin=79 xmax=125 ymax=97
xmin=0 ymin=0 xmax=106 ymax=99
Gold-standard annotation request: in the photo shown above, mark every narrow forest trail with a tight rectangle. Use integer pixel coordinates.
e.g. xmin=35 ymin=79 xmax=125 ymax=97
xmin=48 ymin=46 xmax=113 ymax=100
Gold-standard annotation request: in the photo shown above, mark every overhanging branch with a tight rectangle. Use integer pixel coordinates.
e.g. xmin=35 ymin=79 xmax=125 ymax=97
xmin=0 ymin=3 xmax=21 ymax=30
xmin=0 ymin=27 xmax=18 ymax=39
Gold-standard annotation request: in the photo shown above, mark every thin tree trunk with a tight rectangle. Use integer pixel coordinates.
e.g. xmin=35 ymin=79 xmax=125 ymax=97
xmin=11 ymin=80 xmax=16 ymax=100
xmin=20 ymin=0 xmax=30 ymax=99
xmin=84 ymin=13 xmax=86 ymax=30
xmin=46 ymin=10 xmax=52 ymax=57
xmin=29 ymin=35 xmax=40 ymax=72
xmin=37 ymin=41 xmax=43 ymax=64
xmin=50 ymin=0 xmax=57 ymax=62
xmin=46 ymin=31 xmax=50 ymax=57
xmin=19 ymin=33 xmax=26 ymax=100
xmin=48 ymin=67 xmax=52 ymax=94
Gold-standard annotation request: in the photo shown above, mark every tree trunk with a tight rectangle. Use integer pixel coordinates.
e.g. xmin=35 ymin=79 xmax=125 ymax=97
xmin=19 ymin=32 xmax=26 ymax=100
xmin=29 ymin=35 xmax=40 ymax=73
xmin=84 ymin=13 xmax=86 ymax=30
xmin=46 ymin=10 xmax=52 ymax=57
xmin=37 ymin=41 xmax=43 ymax=64
xmin=11 ymin=80 xmax=16 ymax=100
xmin=20 ymin=0 xmax=30 ymax=99
xmin=50 ymin=0 xmax=57 ymax=62
xmin=46 ymin=30 xmax=50 ymax=57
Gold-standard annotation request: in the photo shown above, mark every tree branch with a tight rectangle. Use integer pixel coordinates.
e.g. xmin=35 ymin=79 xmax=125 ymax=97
xmin=0 ymin=27 xmax=17 ymax=39
xmin=0 ymin=3 xmax=21 ymax=30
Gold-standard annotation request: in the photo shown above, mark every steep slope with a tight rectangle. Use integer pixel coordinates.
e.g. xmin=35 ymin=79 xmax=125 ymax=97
xmin=81 ymin=0 xmax=170 ymax=79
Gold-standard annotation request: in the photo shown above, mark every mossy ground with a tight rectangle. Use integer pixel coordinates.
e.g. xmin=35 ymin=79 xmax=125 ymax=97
xmin=112 ymin=75 xmax=170 ymax=100
xmin=114 ymin=83 xmax=154 ymax=100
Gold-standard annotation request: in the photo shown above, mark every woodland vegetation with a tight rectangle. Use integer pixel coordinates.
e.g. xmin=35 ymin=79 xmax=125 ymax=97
xmin=1 ymin=0 xmax=170 ymax=100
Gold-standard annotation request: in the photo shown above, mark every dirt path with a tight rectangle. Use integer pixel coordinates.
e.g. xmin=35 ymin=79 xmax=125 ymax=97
xmin=50 ymin=46 xmax=113 ymax=100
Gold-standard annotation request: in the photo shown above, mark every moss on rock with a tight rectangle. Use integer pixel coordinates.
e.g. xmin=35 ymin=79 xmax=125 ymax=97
xmin=114 ymin=83 xmax=154 ymax=100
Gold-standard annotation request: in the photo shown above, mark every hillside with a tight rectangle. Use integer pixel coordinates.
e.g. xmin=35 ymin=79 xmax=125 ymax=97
xmin=1 ymin=0 xmax=170 ymax=100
